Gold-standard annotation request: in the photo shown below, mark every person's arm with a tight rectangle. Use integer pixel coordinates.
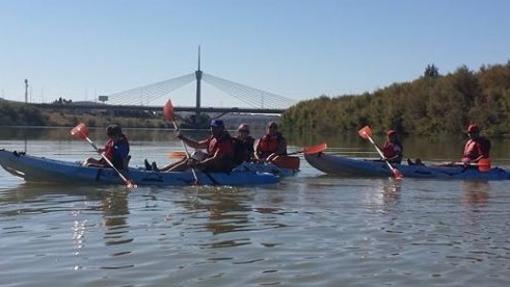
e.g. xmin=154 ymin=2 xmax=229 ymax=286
xmin=253 ymin=139 xmax=262 ymax=160
xmin=194 ymin=150 xmax=219 ymax=169
xmin=468 ymin=141 xmax=490 ymax=163
xmin=177 ymin=132 xmax=208 ymax=149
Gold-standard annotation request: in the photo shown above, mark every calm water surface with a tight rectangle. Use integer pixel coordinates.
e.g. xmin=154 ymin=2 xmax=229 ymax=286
xmin=1 ymin=127 xmax=510 ymax=286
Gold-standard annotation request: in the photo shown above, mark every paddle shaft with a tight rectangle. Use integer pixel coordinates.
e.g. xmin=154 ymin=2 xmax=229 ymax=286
xmin=365 ymin=135 xmax=401 ymax=176
xmin=286 ymin=150 xmax=304 ymax=156
xmin=171 ymin=121 xmax=201 ymax=183
xmin=84 ymin=136 xmax=133 ymax=186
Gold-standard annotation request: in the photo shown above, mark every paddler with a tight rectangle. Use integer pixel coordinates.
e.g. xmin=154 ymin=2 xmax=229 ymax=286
xmin=380 ymin=129 xmax=403 ymax=164
xmin=234 ymin=123 xmax=255 ymax=163
xmin=462 ymin=124 xmax=491 ymax=165
xmin=254 ymin=121 xmax=287 ymax=161
xmin=146 ymin=119 xmax=236 ymax=172
xmin=84 ymin=124 xmax=130 ymax=170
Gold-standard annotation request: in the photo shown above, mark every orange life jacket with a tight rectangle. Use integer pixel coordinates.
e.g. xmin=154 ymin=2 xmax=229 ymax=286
xmin=257 ymin=133 xmax=285 ymax=159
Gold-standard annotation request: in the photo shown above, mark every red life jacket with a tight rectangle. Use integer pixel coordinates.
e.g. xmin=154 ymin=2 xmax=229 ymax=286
xmin=257 ymin=133 xmax=285 ymax=159
xmin=102 ymin=136 xmax=130 ymax=169
xmin=103 ymin=139 xmax=115 ymax=161
xmin=463 ymin=137 xmax=490 ymax=162
xmin=382 ymin=141 xmax=403 ymax=163
xmin=206 ymin=132 xmax=234 ymax=158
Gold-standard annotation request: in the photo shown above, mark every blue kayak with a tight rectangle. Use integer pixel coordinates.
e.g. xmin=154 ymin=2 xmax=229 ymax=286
xmin=305 ymin=153 xmax=510 ymax=180
xmin=0 ymin=150 xmax=279 ymax=186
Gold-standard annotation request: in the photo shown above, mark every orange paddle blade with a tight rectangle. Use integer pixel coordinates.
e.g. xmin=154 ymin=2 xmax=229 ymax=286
xmin=303 ymin=143 xmax=327 ymax=154
xmin=358 ymin=125 xmax=373 ymax=139
xmin=163 ymin=99 xmax=175 ymax=121
xmin=271 ymin=156 xmax=300 ymax=170
xmin=167 ymin=151 xmax=187 ymax=159
xmin=70 ymin=123 xmax=89 ymax=140
xmin=478 ymin=158 xmax=491 ymax=172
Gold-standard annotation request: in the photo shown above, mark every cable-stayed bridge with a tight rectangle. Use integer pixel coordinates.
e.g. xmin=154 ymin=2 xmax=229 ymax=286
xmin=34 ymin=49 xmax=296 ymax=118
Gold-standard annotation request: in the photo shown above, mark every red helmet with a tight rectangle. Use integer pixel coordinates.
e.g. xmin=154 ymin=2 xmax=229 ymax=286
xmin=386 ymin=129 xmax=397 ymax=136
xmin=467 ymin=124 xmax=479 ymax=133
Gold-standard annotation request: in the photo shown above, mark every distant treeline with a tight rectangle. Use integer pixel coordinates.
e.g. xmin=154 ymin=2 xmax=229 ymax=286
xmin=0 ymin=101 xmax=47 ymax=126
xmin=281 ymin=62 xmax=510 ymax=137
xmin=0 ymin=100 xmax=165 ymax=128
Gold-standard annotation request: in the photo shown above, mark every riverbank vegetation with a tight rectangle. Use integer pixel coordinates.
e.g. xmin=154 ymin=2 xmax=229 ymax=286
xmin=281 ymin=62 xmax=510 ymax=137
xmin=0 ymin=100 xmax=165 ymax=128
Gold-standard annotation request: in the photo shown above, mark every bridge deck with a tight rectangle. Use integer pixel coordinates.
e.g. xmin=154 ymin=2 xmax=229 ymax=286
xmin=33 ymin=103 xmax=286 ymax=114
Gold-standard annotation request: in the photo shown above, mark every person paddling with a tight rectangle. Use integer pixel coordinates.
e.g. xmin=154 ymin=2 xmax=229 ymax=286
xmin=380 ymin=129 xmax=403 ymax=164
xmin=255 ymin=121 xmax=287 ymax=161
xmin=146 ymin=119 xmax=236 ymax=172
xmin=462 ymin=124 xmax=491 ymax=165
xmin=84 ymin=124 xmax=130 ymax=171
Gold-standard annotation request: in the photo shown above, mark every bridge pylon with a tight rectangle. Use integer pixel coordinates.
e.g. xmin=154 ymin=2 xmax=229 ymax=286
xmin=195 ymin=46 xmax=202 ymax=124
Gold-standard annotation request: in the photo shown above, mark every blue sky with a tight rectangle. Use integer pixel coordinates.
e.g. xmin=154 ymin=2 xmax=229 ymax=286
xmin=1 ymin=0 xmax=509 ymax=107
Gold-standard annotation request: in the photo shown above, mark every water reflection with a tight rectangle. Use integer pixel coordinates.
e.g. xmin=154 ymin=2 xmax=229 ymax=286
xmin=381 ymin=179 xmax=402 ymax=209
xmin=184 ymin=187 xmax=252 ymax=236
xmin=101 ymin=190 xmax=133 ymax=246
xmin=461 ymin=181 xmax=490 ymax=206
xmin=357 ymin=178 xmax=402 ymax=212
xmin=0 ymin=184 xmax=134 ymax=256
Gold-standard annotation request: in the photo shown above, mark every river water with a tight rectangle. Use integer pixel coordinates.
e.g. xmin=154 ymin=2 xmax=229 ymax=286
xmin=1 ymin=127 xmax=510 ymax=286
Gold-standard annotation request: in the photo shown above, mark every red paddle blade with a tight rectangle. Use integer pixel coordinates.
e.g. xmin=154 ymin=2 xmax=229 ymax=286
xmin=303 ymin=142 xmax=327 ymax=154
xmin=163 ymin=99 xmax=175 ymax=121
xmin=70 ymin=123 xmax=89 ymax=140
xmin=358 ymin=125 xmax=373 ymax=139
xmin=392 ymin=169 xmax=404 ymax=180
xmin=126 ymin=180 xmax=137 ymax=189
xmin=167 ymin=151 xmax=187 ymax=159
xmin=478 ymin=158 xmax=491 ymax=172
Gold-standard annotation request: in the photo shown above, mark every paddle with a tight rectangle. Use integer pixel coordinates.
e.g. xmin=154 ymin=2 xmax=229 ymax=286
xmin=358 ymin=125 xmax=403 ymax=180
xmin=168 ymin=143 xmax=325 ymax=159
xmin=163 ymin=99 xmax=200 ymax=184
xmin=287 ymin=142 xmax=328 ymax=156
xmin=269 ymin=143 xmax=327 ymax=170
xmin=477 ymin=158 xmax=492 ymax=172
xmin=167 ymin=151 xmax=187 ymax=159
xmin=449 ymin=158 xmax=492 ymax=172
xmin=70 ymin=123 xmax=137 ymax=188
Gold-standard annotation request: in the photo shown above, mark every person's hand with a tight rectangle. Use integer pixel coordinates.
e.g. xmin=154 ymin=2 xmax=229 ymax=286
xmin=187 ymin=158 xmax=199 ymax=168
xmin=98 ymin=148 xmax=105 ymax=153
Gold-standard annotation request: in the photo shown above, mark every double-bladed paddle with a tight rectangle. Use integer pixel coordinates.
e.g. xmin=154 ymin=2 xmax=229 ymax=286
xmin=358 ymin=125 xmax=403 ymax=180
xmin=70 ymin=123 xmax=137 ymax=188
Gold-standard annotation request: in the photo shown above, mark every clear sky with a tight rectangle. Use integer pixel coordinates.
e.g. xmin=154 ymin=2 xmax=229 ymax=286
xmin=1 ymin=0 xmax=509 ymax=107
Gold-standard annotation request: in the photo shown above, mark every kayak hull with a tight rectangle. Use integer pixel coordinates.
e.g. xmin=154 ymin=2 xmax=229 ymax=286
xmin=0 ymin=150 xmax=279 ymax=186
xmin=305 ymin=153 xmax=510 ymax=180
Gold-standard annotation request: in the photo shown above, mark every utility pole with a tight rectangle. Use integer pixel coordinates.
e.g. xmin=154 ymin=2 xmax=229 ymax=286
xmin=195 ymin=45 xmax=202 ymax=123
xmin=24 ymin=79 xmax=29 ymax=103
